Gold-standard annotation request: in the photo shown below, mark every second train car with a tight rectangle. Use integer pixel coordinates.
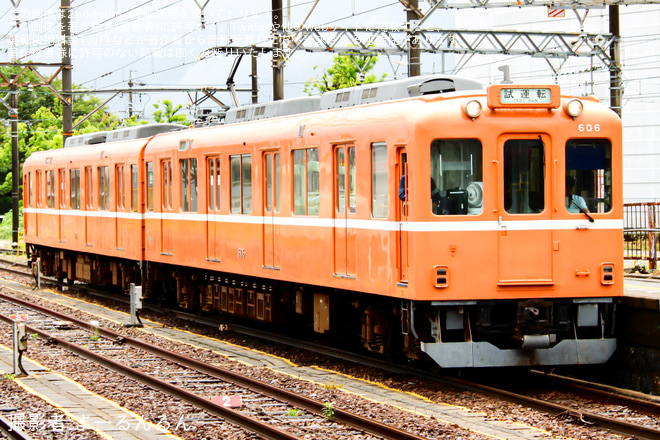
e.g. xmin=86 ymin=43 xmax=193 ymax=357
xmin=23 ymin=75 xmax=623 ymax=368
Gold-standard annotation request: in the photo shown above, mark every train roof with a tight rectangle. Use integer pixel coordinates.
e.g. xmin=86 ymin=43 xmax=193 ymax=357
xmin=63 ymin=123 xmax=186 ymax=148
xmin=222 ymin=74 xmax=483 ymax=124
xmin=62 ymin=75 xmax=484 ymax=148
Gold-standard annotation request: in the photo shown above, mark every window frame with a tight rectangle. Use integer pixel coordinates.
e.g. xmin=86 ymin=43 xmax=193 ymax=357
xmin=130 ymin=164 xmax=138 ymax=212
xmin=371 ymin=142 xmax=388 ymax=218
xmin=293 ymin=148 xmax=319 ymax=216
xmin=230 ymin=154 xmax=252 ymax=215
xmin=70 ymin=168 xmax=81 ymax=210
xmin=180 ymin=157 xmax=198 ymax=212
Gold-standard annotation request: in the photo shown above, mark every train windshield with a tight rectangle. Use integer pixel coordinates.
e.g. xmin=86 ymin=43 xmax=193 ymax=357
xmin=504 ymin=139 xmax=545 ymax=214
xmin=430 ymin=139 xmax=483 ymax=215
xmin=566 ymin=139 xmax=612 ymax=214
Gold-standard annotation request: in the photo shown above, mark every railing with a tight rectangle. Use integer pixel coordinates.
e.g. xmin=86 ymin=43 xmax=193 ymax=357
xmin=624 ymin=202 xmax=660 ymax=270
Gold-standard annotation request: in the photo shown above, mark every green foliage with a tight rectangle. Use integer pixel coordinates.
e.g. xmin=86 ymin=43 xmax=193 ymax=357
xmin=287 ymin=408 xmax=301 ymax=417
xmin=152 ymin=99 xmax=189 ymax=125
xmin=0 ymin=64 xmax=150 ymax=225
xmin=322 ymin=402 xmax=335 ymax=420
xmin=0 ymin=207 xmax=22 ymax=241
xmin=304 ymin=51 xmax=387 ymax=95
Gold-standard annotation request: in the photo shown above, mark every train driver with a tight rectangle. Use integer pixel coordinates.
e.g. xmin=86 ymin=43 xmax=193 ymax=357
xmin=566 ymin=176 xmax=589 ymax=213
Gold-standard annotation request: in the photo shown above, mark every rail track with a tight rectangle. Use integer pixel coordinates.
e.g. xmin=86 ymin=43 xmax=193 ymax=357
xmin=0 ymin=289 xmax=432 ymax=440
xmin=0 ymin=414 xmax=34 ymax=440
xmin=2 ymin=259 xmax=660 ymax=439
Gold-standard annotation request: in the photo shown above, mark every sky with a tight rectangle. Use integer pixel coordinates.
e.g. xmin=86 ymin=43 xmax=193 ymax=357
xmin=0 ymin=1 xmax=657 ymax=124
xmin=1 ymin=0 xmax=451 ymax=119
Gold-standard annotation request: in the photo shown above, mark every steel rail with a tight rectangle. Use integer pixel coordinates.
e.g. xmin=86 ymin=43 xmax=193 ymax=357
xmin=5 ymin=268 xmax=655 ymax=439
xmin=0 ymin=414 xmax=35 ymax=440
xmin=444 ymin=376 xmax=660 ymax=440
xmin=529 ymin=370 xmax=660 ymax=417
xmin=0 ymin=309 xmax=302 ymax=440
xmin=0 ymin=290 xmax=427 ymax=440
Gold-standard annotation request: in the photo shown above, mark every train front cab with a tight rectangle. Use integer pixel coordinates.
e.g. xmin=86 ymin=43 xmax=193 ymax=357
xmin=402 ymin=86 xmax=622 ymax=368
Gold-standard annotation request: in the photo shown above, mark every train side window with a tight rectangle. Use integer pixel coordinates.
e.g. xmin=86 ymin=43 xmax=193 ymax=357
xmin=371 ymin=142 xmax=388 ymax=218
xmin=293 ymin=148 xmax=319 ymax=216
xmin=566 ymin=139 xmax=612 ymax=214
xmin=180 ymin=158 xmax=198 ymax=212
xmin=85 ymin=167 xmax=93 ymax=209
xmin=207 ymin=157 xmax=221 ymax=211
xmin=264 ymin=152 xmax=280 ymax=212
xmin=430 ymin=139 xmax=483 ymax=215
xmin=116 ymin=165 xmax=125 ymax=210
xmin=58 ymin=169 xmax=66 ymax=208
xmin=28 ymin=172 xmax=34 ymax=208
xmin=34 ymin=171 xmax=41 ymax=207
xmin=274 ymin=153 xmax=280 ymax=211
xmin=337 ymin=147 xmax=356 ymax=214
xmin=98 ymin=166 xmax=110 ymax=210
xmin=131 ymin=164 xmax=138 ymax=212
xmin=162 ymin=160 xmax=172 ymax=210
xmin=266 ymin=154 xmax=273 ymax=210
xmin=504 ymin=139 xmax=544 ymax=214
xmin=230 ymin=154 xmax=252 ymax=214
xmin=70 ymin=168 xmax=81 ymax=210
xmin=46 ymin=170 xmax=55 ymax=208
xmin=337 ymin=149 xmax=345 ymax=214
xmin=146 ymin=162 xmax=154 ymax=211
xmin=35 ymin=171 xmax=42 ymax=207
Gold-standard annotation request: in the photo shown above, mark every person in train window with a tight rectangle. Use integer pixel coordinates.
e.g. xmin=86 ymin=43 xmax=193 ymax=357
xmin=399 ymin=174 xmax=407 ymax=201
xmin=566 ymin=176 xmax=589 ymax=213
xmin=398 ymin=174 xmax=442 ymax=203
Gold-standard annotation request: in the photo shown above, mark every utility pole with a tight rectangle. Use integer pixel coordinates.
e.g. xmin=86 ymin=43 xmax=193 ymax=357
xmin=609 ymin=5 xmax=622 ymax=117
xmin=10 ymin=74 xmax=19 ymax=249
xmin=61 ymin=0 xmax=73 ymax=141
xmin=128 ymin=71 xmax=135 ymax=118
xmin=272 ymin=0 xmax=284 ymax=100
xmin=251 ymin=48 xmax=259 ymax=104
xmin=406 ymin=0 xmax=421 ymax=77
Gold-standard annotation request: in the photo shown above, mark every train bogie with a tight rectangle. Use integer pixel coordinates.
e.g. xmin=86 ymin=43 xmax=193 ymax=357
xmin=24 ymin=75 xmax=623 ymax=368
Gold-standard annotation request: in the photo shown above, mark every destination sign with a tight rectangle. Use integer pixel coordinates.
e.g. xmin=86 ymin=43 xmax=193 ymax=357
xmin=487 ymin=84 xmax=561 ymax=109
xmin=500 ymin=87 xmax=552 ymax=104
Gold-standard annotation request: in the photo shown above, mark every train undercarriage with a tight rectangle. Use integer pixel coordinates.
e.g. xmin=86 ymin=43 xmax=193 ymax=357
xmin=29 ymin=245 xmax=618 ymax=368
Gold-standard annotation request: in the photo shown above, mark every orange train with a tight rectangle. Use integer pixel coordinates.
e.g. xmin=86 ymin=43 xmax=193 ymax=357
xmin=23 ymin=75 xmax=622 ymax=368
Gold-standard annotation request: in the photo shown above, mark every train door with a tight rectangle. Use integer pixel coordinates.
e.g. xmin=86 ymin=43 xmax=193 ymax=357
xmin=206 ymin=156 xmax=221 ymax=262
xmin=262 ymin=151 xmax=280 ymax=269
xmin=58 ymin=168 xmax=65 ymax=241
xmin=115 ymin=164 xmax=125 ymax=250
xmin=497 ymin=135 xmax=553 ymax=284
xmin=84 ymin=167 xmax=93 ymax=245
xmin=397 ymin=149 xmax=409 ymax=283
xmin=160 ymin=159 xmax=173 ymax=255
xmin=333 ymin=144 xmax=357 ymax=277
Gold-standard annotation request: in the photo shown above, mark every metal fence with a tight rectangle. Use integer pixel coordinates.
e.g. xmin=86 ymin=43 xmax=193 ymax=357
xmin=624 ymin=202 xmax=660 ymax=269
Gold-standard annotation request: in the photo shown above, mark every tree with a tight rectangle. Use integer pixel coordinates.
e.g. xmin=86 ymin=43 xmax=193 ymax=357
xmin=304 ymin=52 xmax=387 ymax=95
xmin=152 ymin=99 xmax=189 ymax=125
xmin=0 ymin=65 xmax=131 ymax=214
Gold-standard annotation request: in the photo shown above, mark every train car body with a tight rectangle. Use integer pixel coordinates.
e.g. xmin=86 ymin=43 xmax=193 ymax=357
xmin=24 ymin=75 xmax=623 ymax=368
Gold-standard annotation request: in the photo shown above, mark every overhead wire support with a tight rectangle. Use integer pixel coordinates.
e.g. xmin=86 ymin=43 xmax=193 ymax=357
xmin=419 ymin=0 xmax=660 ymax=8
xmin=276 ymin=26 xmax=619 ymax=74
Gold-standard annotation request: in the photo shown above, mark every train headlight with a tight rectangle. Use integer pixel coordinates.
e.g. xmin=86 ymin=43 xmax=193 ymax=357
xmin=565 ymin=99 xmax=584 ymax=119
xmin=463 ymin=100 xmax=483 ymax=120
